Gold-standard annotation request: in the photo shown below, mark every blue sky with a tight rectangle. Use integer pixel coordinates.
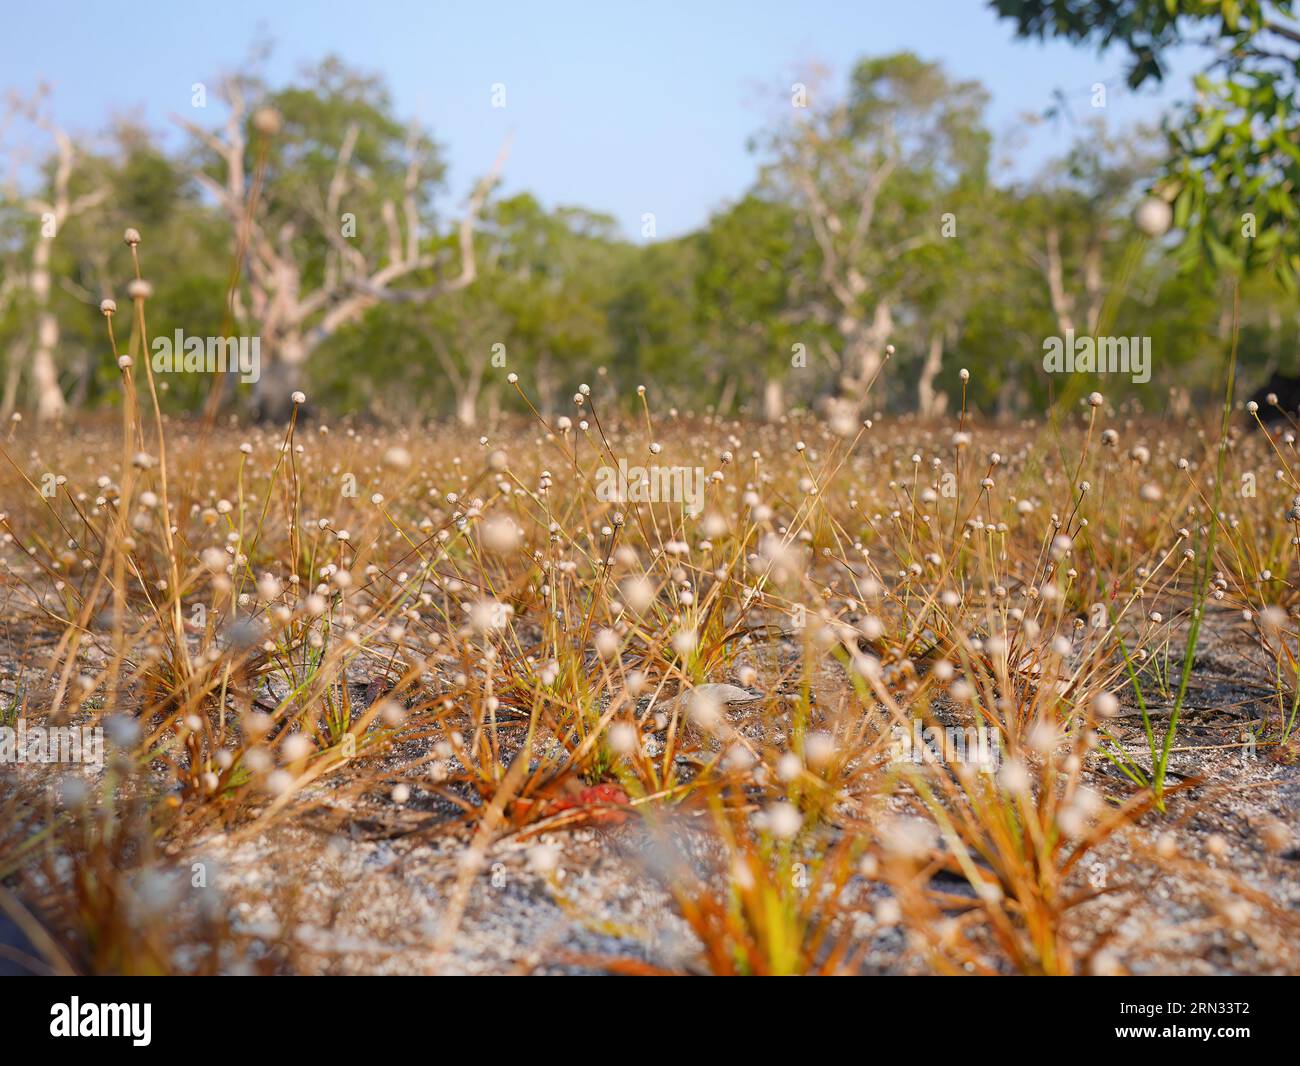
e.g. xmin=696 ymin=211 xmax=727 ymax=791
xmin=1 ymin=0 xmax=1201 ymax=239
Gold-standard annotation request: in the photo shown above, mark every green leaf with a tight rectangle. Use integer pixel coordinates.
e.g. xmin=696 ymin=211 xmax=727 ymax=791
xmin=1205 ymin=232 xmax=1243 ymax=272
xmin=1200 ymin=113 xmax=1227 ymax=149
xmin=1173 ymin=184 xmax=1194 ymax=229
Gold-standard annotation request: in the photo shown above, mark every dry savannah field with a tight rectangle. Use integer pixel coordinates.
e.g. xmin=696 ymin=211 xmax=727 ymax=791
xmin=4 ymin=2 xmax=1300 ymax=995
xmin=2 ymin=302 xmax=1299 ymax=975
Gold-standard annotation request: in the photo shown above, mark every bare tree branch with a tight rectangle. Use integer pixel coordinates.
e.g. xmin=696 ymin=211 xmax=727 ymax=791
xmin=172 ymin=78 xmax=510 ymax=400
xmin=358 ymin=133 xmax=512 ymax=304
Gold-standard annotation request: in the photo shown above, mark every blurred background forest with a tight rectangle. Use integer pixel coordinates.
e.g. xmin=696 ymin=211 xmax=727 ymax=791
xmin=2 ymin=1 xmax=1298 ymax=425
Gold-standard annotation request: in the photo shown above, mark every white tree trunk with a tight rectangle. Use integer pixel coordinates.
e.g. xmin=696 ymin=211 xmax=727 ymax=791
xmin=251 ymin=328 xmax=306 ymax=421
xmin=455 ymin=390 xmax=478 ymax=426
xmin=30 ymin=240 xmax=66 ymax=421
xmin=839 ymin=301 xmax=893 ymax=407
xmin=917 ymin=332 xmax=948 ymax=419
xmin=718 ymin=375 xmax=737 ymax=415
xmin=1044 ymin=225 xmax=1076 ymax=337
xmin=763 ymin=378 xmax=785 ymax=422
xmin=1 ymin=345 xmax=23 ymax=420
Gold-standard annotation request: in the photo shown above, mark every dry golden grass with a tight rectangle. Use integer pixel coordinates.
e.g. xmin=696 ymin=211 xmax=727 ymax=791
xmin=2 ymin=263 xmax=1299 ymax=975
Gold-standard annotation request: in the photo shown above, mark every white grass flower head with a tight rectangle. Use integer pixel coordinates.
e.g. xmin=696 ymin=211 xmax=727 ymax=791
xmin=252 ymin=107 xmax=283 ymax=135
xmin=102 ymin=716 xmax=141 ymax=750
xmin=880 ymin=816 xmax=935 ymax=863
xmin=1026 ymin=718 xmax=1060 ymax=754
xmin=1133 ymin=196 xmax=1173 ymax=237
xmin=383 ymin=445 xmax=412 ymax=470
xmin=758 ymin=532 xmax=801 ymax=583
xmin=620 ymin=575 xmax=655 ymax=612
xmin=852 ymin=653 xmax=882 ymax=680
xmin=1093 ymin=691 xmax=1120 ymax=718
xmin=57 ymin=775 xmax=90 ymax=807
xmin=281 ymin=733 xmax=314 ymax=763
xmin=593 ymin=627 xmax=620 ymax=659
xmin=763 ymin=801 xmax=802 ymax=840
xmin=688 ymin=689 xmax=721 ymax=730
xmin=528 ymin=843 xmax=560 ymax=875
xmin=804 ymin=731 xmax=836 ymax=768
xmin=723 ymin=743 xmax=756 ymax=771
xmin=828 ymin=402 xmax=858 ymax=437
xmin=608 ymin=722 xmax=638 ymax=755
xmin=776 ymin=751 xmax=802 ymax=782
xmin=701 ymin=511 xmax=728 ymax=539
xmin=998 ymin=757 xmax=1032 ymax=797
xmin=1059 ymin=786 xmax=1103 ymax=837
xmin=481 ymin=514 xmax=521 ymax=553
xmin=731 ymin=857 xmax=755 ymax=891
xmin=265 ymin=769 xmax=294 ymax=796
xmin=671 ymin=627 xmax=698 ymax=655
xmin=469 ymin=599 xmax=511 ymax=632
xmin=1222 ymin=900 xmax=1252 ymax=929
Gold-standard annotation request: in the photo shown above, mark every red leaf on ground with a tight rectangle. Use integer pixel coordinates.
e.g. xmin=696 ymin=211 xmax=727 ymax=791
xmin=554 ymin=783 xmax=631 ymax=825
